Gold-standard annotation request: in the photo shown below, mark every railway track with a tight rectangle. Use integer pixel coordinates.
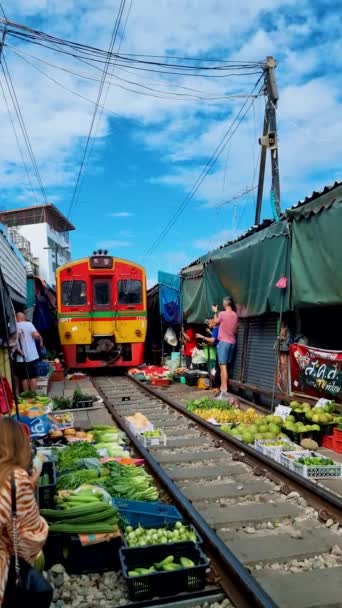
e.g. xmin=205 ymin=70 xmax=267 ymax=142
xmin=93 ymin=375 xmax=342 ymax=608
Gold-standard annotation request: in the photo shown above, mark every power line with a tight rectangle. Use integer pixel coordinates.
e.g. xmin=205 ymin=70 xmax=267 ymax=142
xmin=7 ymin=43 xmax=262 ymax=103
xmin=1 ymin=52 xmax=48 ymax=204
xmin=146 ymin=75 xmax=263 ymax=254
xmin=66 ymin=0 xmax=128 ymax=219
xmin=0 ymin=76 xmax=39 ymax=203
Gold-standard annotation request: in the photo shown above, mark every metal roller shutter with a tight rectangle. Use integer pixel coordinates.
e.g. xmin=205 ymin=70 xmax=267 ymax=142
xmin=231 ymin=320 xmax=247 ymax=382
xmin=244 ymin=315 xmax=277 ymax=390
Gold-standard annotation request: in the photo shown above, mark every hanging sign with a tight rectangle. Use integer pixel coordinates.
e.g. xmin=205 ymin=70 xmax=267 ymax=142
xmin=289 ymin=344 xmax=342 ymax=399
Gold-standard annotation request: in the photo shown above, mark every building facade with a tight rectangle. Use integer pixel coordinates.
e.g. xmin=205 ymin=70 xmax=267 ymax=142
xmin=0 ymin=204 xmax=75 ymax=288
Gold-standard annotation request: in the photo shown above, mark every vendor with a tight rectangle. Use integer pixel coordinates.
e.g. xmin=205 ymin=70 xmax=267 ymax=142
xmin=181 ymin=322 xmax=197 ymax=369
xmin=196 ymin=319 xmax=220 ymax=388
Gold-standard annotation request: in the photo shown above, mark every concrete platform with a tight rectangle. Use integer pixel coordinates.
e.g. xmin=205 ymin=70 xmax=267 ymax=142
xmin=198 ymin=501 xmax=300 ymax=527
xmin=256 ymin=566 xmax=342 ymax=608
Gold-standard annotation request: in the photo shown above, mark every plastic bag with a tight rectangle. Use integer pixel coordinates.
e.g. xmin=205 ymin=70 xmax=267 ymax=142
xmin=191 ymin=347 xmax=207 ymax=364
xmin=164 ymin=327 xmax=178 ymax=346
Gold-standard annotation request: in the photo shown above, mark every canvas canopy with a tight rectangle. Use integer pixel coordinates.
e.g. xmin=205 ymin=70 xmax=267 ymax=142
xmin=182 ymin=221 xmax=290 ymax=322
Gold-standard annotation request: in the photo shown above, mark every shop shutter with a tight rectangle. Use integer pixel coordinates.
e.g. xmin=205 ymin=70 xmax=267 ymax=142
xmin=231 ymin=320 xmax=247 ymax=382
xmin=244 ymin=315 xmax=277 ymax=390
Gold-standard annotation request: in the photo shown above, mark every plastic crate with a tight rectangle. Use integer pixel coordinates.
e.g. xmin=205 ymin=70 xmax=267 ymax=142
xmin=71 ymin=398 xmax=93 ymax=409
xmin=35 ymin=360 xmax=50 ymax=377
xmin=38 ymin=461 xmax=56 ymax=508
xmin=120 ymin=541 xmax=208 ymax=601
xmin=44 ymin=533 xmax=65 ymax=570
xmin=282 ymin=451 xmax=342 ymax=479
xmin=122 ymin=520 xmax=202 ymax=548
xmin=254 ymin=438 xmax=300 ymax=463
xmin=112 ymin=499 xmax=181 ymax=528
xmin=321 ymin=434 xmax=334 ymax=449
xmin=149 ymin=378 xmax=170 ymax=387
xmin=64 ymin=534 xmax=122 ymax=574
xmin=280 ymin=450 xmax=311 ymax=472
xmin=50 ymin=370 xmax=64 ymax=382
xmin=136 ymin=430 xmax=167 ymax=448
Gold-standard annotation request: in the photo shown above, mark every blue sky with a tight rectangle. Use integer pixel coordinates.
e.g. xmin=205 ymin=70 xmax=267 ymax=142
xmin=0 ymin=0 xmax=341 ymax=287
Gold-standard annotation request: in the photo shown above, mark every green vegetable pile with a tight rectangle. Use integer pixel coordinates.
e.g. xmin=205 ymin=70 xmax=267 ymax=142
xmin=41 ymin=488 xmax=120 ymax=533
xmin=125 ymin=521 xmax=196 ymax=547
xmin=56 ymin=469 xmax=100 ymax=490
xmin=52 ymin=396 xmax=72 ymax=410
xmin=128 ymin=555 xmax=196 ymax=577
xmin=72 ymin=387 xmax=94 ymax=405
xmin=57 ymin=442 xmax=98 ymax=471
xmin=143 ymin=430 xmax=161 ymax=438
xmin=186 ymin=397 xmax=233 ymax=412
xmin=39 ymin=473 xmax=50 ymax=486
xmin=97 ymin=461 xmax=159 ymax=501
xmin=296 ymin=456 xmax=335 ymax=466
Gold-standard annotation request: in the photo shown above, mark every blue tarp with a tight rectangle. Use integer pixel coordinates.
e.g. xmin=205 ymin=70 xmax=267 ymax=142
xmin=158 ymin=271 xmax=181 ymax=324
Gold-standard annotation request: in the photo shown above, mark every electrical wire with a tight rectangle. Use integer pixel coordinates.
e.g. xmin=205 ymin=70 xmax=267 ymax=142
xmin=6 ymin=43 xmax=262 ymax=103
xmin=0 ymin=76 xmax=39 ymax=203
xmin=1 ymin=52 xmax=48 ymax=204
xmin=66 ymin=0 xmax=128 ymax=219
xmin=147 ymin=75 xmax=264 ymax=254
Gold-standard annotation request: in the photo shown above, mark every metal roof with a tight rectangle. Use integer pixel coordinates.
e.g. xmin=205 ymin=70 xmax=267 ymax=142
xmin=182 ymin=180 xmax=342 ymax=270
xmin=0 ymin=203 xmax=75 ymax=232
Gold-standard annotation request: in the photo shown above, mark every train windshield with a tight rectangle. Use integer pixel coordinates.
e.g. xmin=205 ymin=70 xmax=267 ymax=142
xmin=93 ymin=280 xmax=110 ymax=306
xmin=62 ymin=280 xmax=87 ymax=306
xmin=118 ymin=279 xmax=142 ymax=305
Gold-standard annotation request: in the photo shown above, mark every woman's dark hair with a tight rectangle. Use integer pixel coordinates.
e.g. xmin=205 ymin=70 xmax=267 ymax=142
xmin=223 ymin=296 xmax=236 ymax=312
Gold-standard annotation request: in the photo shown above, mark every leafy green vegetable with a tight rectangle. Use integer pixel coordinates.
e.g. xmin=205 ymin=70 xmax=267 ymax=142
xmin=57 ymin=442 xmax=98 ymax=471
xmin=186 ymin=397 xmax=233 ymax=412
xmin=56 ymin=469 xmax=99 ymax=490
xmin=52 ymin=396 xmax=72 ymax=410
xmin=96 ymin=461 xmax=159 ymax=501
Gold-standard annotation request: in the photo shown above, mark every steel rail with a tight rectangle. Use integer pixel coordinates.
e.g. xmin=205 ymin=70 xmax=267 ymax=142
xmin=96 ymin=379 xmax=279 ymax=608
xmin=129 ymin=376 xmax=342 ymax=524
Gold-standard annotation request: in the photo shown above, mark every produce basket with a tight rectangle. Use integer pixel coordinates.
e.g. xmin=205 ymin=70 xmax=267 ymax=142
xmin=122 ymin=520 xmax=202 ymax=548
xmin=112 ymin=499 xmax=181 ymax=528
xmin=64 ymin=534 xmax=122 ymax=574
xmin=136 ymin=430 xmax=167 ymax=448
xmin=38 ymin=461 xmax=56 ymax=508
xmin=149 ymin=378 xmax=170 ymax=387
xmin=254 ymin=438 xmax=301 ymax=463
xmin=281 ymin=451 xmax=342 ymax=478
xmin=71 ymin=398 xmax=94 ymax=409
xmin=120 ymin=541 xmax=208 ymax=601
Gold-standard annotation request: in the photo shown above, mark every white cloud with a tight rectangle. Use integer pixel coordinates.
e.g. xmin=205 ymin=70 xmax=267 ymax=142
xmin=108 ymin=212 xmax=135 ymax=217
xmin=0 ymin=0 xmax=341 ymax=250
xmin=147 ymin=277 xmax=157 ymax=290
xmin=96 ymin=239 xmax=132 ymax=248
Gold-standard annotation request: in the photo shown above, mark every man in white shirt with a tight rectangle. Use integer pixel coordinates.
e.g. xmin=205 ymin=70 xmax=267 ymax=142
xmin=15 ymin=312 xmax=43 ymax=392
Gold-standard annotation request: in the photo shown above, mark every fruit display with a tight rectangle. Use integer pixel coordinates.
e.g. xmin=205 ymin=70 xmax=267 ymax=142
xmin=221 ymin=413 xmax=285 ymax=444
xmin=283 ymin=417 xmax=320 ymax=435
xmin=193 ymin=407 xmax=261 ymax=425
xmin=124 ymin=521 xmax=197 ymax=547
xmin=295 ymin=455 xmax=335 ymax=466
xmin=186 ymin=397 xmax=233 ymax=412
xmin=128 ymin=555 xmax=196 ymax=576
xmin=290 ymin=400 xmax=338 ymax=426
xmin=143 ymin=430 xmax=162 ymax=438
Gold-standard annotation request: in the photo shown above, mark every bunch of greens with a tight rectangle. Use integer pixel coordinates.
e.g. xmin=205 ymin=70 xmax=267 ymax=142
xmin=52 ymin=396 xmax=72 ymax=410
xmin=296 ymin=455 xmax=335 ymax=466
xmin=72 ymin=387 xmax=94 ymax=404
xmin=57 ymin=442 xmax=98 ymax=471
xmin=125 ymin=521 xmax=196 ymax=547
xmin=97 ymin=461 xmax=159 ymax=501
xmin=56 ymin=469 xmax=100 ymax=490
xmin=186 ymin=396 xmax=233 ymax=412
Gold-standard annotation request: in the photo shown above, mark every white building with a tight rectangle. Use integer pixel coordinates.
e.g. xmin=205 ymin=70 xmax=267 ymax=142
xmin=0 ymin=204 xmax=74 ymax=288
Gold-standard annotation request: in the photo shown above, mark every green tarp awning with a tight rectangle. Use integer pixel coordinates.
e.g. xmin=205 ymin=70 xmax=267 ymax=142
xmin=182 ymin=222 xmax=290 ymax=322
xmin=291 ymin=197 xmax=342 ymax=307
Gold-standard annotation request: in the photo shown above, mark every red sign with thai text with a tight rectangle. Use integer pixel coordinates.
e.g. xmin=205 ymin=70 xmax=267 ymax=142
xmin=289 ymin=343 xmax=342 ymax=401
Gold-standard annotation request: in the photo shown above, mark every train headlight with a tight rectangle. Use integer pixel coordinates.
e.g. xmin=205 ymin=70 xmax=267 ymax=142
xmin=135 ymin=329 xmax=142 ymax=337
xmin=65 ymin=331 xmax=71 ymax=339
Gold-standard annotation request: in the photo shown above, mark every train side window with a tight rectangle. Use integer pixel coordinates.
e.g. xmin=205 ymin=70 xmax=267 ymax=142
xmin=118 ymin=279 xmax=142 ymax=305
xmin=94 ymin=281 xmax=110 ymax=306
xmin=62 ymin=280 xmax=87 ymax=306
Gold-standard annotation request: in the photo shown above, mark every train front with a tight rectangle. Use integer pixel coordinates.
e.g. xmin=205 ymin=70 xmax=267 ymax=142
xmin=56 ymin=252 xmax=147 ymax=369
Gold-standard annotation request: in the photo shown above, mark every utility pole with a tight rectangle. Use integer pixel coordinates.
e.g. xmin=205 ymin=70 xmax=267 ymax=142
xmin=255 ymin=56 xmax=280 ymax=224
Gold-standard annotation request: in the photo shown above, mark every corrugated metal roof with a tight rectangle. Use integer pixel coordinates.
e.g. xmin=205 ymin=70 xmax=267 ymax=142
xmin=0 ymin=224 xmax=27 ymax=303
xmin=182 ymin=180 xmax=342 ymax=270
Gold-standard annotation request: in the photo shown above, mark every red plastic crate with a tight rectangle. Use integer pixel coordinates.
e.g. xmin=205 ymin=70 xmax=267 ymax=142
xmin=321 ymin=435 xmax=334 ymax=449
xmin=332 ymin=441 xmax=342 ymax=454
xmin=333 ymin=428 xmax=342 ymax=440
